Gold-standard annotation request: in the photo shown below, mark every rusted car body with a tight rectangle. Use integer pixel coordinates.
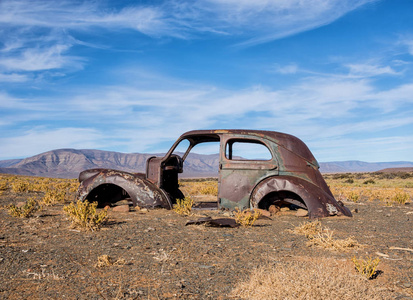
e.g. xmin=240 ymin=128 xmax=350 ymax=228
xmin=77 ymin=130 xmax=351 ymax=218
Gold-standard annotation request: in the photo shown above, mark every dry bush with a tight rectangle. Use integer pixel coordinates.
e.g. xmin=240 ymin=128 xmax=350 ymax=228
xmin=391 ymin=188 xmax=410 ymax=205
xmin=292 ymin=220 xmax=323 ymax=237
xmin=231 ymin=258 xmax=394 ymax=300
xmin=234 ymin=208 xmax=261 ymax=227
xmin=306 ymin=229 xmax=361 ymax=251
xmin=173 ymin=197 xmax=194 ymax=216
xmin=11 ymin=181 xmax=29 ymax=193
xmin=41 ymin=190 xmax=66 ymax=206
xmin=293 ymin=221 xmax=362 ymax=251
xmin=8 ymin=197 xmax=40 ymax=218
xmin=352 ymin=256 xmax=380 ymax=279
xmin=0 ymin=178 xmax=8 ymax=191
xmin=179 ymin=179 xmax=218 ymax=196
xmin=63 ymin=200 xmax=108 ymax=231
xmin=95 ymin=255 xmax=126 ymax=268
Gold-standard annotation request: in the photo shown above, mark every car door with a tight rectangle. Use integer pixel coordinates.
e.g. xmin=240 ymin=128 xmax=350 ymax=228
xmin=218 ymin=134 xmax=279 ymax=210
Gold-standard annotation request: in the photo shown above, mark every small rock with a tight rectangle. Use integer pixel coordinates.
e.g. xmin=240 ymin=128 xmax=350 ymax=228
xmin=144 ymin=227 xmax=155 ymax=232
xmin=268 ymin=205 xmax=280 ymax=215
xmin=140 ymin=208 xmax=149 ymax=213
xmin=296 ymin=209 xmax=308 ymax=217
xmin=112 ymin=205 xmax=130 ymax=213
xmin=16 ymin=201 xmax=26 ymax=208
xmin=256 ymin=208 xmax=271 ymax=218
xmin=352 ymin=208 xmax=359 ymax=213
xmin=280 ymin=207 xmax=290 ymax=212
xmin=104 ymin=205 xmax=111 ymax=210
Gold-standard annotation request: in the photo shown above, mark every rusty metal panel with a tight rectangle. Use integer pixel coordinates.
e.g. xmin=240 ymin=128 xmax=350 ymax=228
xmin=77 ymin=168 xmax=171 ymax=209
xmin=250 ymin=176 xmax=352 ymax=218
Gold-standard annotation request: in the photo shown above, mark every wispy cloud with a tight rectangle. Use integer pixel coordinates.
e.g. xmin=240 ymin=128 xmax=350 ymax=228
xmin=2 ymin=64 xmax=411 ymax=159
xmin=0 ymin=127 xmax=103 ymax=159
xmin=0 ymin=0 xmax=378 ymax=75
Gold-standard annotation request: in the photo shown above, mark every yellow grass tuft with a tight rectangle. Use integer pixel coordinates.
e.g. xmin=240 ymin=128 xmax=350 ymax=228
xmin=293 ymin=221 xmax=362 ymax=251
xmin=173 ymin=197 xmax=194 ymax=216
xmin=63 ymin=200 xmax=108 ymax=231
xmin=352 ymin=256 xmax=380 ymax=279
xmin=292 ymin=220 xmax=323 ymax=237
xmin=234 ymin=208 xmax=261 ymax=227
xmin=8 ymin=197 xmax=40 ymax=218
xmin=95 ymin=255 xmax=126 ymax=268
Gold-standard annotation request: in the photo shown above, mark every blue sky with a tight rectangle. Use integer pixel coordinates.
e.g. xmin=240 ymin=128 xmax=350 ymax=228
xmin=0 ymin=0 xmax=412 ymax=162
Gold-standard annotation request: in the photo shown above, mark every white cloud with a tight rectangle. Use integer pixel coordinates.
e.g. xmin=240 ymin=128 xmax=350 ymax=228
xmin=0 ymin=73 xmax=28 ymax=82
xmin=346 ymin=63 xmax=398 ymax=77
xmin=0 ymin=44 xmax=84 ymax=71
xmin=1 ymin=69 xmax=412 ymax=161
xmin=0 ymin=127 xmax=103 ymax=159
xmin=274 ymin=64 xmax=299 ymax=74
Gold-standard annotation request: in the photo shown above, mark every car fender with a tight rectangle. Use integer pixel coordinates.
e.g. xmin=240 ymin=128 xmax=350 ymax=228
xmin=77 ymin=169 xmax=172 ymax=209
xmin=250 ymin=175 xmax=352 ymax=218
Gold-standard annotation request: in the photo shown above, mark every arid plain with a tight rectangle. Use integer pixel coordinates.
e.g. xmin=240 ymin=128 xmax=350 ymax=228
xmin=0 ymin=172 xmax=412 ymax=299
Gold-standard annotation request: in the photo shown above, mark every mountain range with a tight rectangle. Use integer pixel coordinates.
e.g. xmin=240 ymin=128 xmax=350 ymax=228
xmin=0 ymin=149 xmax=412 ymax=179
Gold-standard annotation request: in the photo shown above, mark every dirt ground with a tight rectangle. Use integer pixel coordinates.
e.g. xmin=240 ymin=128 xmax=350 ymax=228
xmin=1 ymin=191 xmax=413 ymax=299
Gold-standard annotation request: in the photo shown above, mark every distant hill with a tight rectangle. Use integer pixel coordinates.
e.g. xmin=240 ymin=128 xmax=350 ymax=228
xmin=0 ymin=149 xmax=219 ymax=179
xmin=0 ymin=149 xmax=411 ymax=178
xmin=319 ymin=161 xmax=413 ymax=173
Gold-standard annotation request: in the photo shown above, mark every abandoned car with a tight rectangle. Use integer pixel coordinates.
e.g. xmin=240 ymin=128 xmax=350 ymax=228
xmin=77 ymin=130 xmax=352 ymax=218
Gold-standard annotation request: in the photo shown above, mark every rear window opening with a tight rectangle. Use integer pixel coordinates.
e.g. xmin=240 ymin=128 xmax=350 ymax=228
xmin=86 ymin=184 xmax=131 ymax=208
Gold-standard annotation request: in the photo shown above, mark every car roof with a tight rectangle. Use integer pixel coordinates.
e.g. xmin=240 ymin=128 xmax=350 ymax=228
xmin=180 ymin=129 xmax=317 ymax=163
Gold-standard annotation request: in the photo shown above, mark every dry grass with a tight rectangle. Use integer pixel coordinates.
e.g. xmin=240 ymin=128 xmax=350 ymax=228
xmin=292 ymin=220 xmax=323 ymax=237
xmin=293 ymin=221 xmax=362 ymax=251
xmin=41 ymin=190 xmax=66 ymax=206
xmin=8 ymin=197 xmax=41 ymax=218
xmin=95 ymin=255 xmax=126 ymax=268
xmin=306 ymin=229 xmax=361 ymax=251
xmin=173 ymin=197 xmax=194 ymax=216
xmin=352 ymin=256 xmax=381 ymax=279
xmin=63 ymin=200 xmax=108 ymax=231
xmin=231 ymin=258 xmax=393 ymax=300
xmin=234 ymin=208 xmax=261 ymax=227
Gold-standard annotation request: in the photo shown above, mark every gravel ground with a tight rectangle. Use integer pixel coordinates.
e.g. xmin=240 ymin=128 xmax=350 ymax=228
xmin=1 ymin=191 xmax=413 ymax=299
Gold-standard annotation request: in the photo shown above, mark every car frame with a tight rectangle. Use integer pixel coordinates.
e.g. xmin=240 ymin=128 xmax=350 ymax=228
xmin=77 ymin=129 xmax=352 ymax=218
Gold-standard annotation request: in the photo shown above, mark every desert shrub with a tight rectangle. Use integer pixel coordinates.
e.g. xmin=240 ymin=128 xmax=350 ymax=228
xmin=344 ymin=178 xmax=354 ymax=184
xmin=63 ymin=200 xmax=108 ymax=231
xmin=332 ymin=173 xmax=352 ymax=180
xmin=8 ymin=197 xmax=40 ymax=218
xmin=0 ymin=179 xmax=8 ymax=191
xmin=199 ymin=181 xmax=218 ymax=196
xmin=231 ymin=258 xmax=394 ymax=299
xmin=400 ymin=172 xmax=413 ymax=179
xmin=347 ymin=190 xmax=360 ymax=202
xmin=11 ymin=181 xmax=29 ymax=193
xmin=234 ymin=208 xmax=261 ymax=227
xmin=41 ymin=190 xmax=66 ymax=206
xmin=292 ymin=220 xmax=323 ymax=237
xmin=173 ymin=197 xmax=194 ymax=216
xmin=391 ymin=189 xmax=410 ymax=205
xmin=363 ymin=179 xmax=375 ymax=185
xmin=306 ymin=229 xmax=361 ymax=251
xmin=352 ymin=256 xmax=380 ymax=279
xmin=179 ymin=180 xmax=218 ymax=197
xmin=293 ymin=221 xmax=362 ymax=251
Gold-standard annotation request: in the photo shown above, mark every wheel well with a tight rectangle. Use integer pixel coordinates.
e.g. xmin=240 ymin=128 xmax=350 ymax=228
xmin=86 ymin=183 xmax=131 ymax=208
xmin=257 ymin=190 xmax=307 ymax=210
